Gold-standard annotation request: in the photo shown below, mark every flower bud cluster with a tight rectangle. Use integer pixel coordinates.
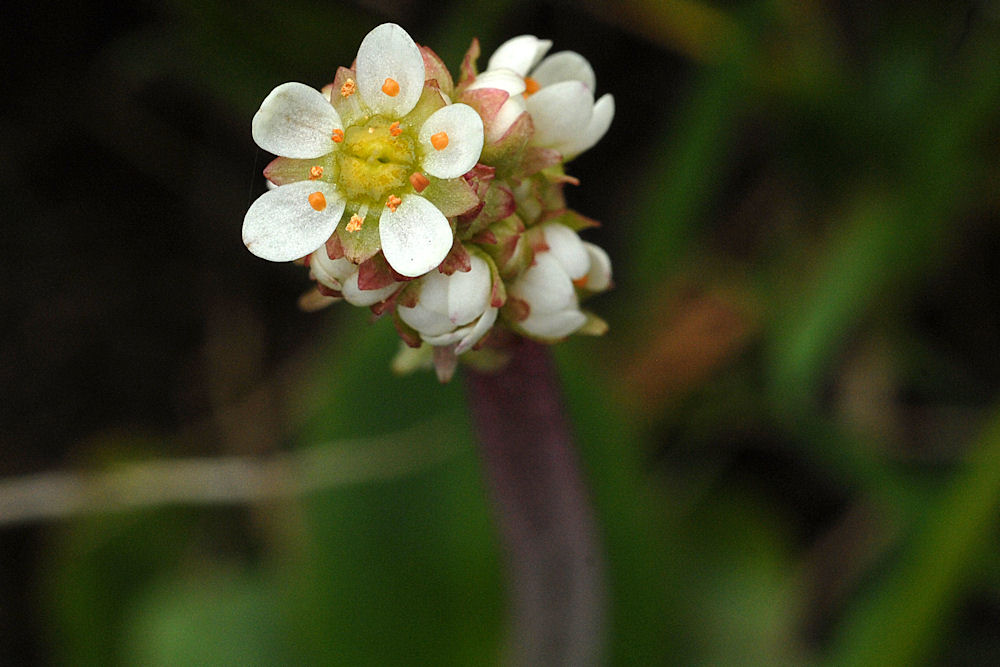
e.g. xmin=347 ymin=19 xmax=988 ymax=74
xmin=243 ymin=23 xmax=613 ymax=380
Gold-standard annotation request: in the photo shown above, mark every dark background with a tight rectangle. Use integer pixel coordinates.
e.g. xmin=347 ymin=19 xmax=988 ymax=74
xmin=3 ymin=0 xmax=1000 ymax=663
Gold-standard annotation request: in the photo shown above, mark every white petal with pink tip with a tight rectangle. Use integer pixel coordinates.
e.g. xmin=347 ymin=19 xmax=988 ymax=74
xmin=252 ymin=82 xmax=342 ymax=159
xmin=379 ymin=195 xmax=452 ymax=277
xmin=243 ymin=181 xmax=345 ymax=262
xmin=419 ymin=104 xmax=484 ymax=179
xmin=356 ymin=23 xmax=425 ymax=118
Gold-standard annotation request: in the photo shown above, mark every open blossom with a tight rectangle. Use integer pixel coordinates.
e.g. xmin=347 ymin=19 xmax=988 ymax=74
xmin=507 ymin=223 xmax=611 ymax=340
xmin=241 ymin=24 xmax=614 ymax=379
xmin=398 ymin=253 xmax=499 ymax=354
xmin=243 ymin=23 xmax=484 ymax=277
xmin=466 ymin=35 xmax=614 ymax=159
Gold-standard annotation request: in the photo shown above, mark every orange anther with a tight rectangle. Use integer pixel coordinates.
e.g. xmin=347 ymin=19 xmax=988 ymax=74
xmin=572 ymin=276 xmax=589 ymax=289
xmin=386 ymin=194 xmax=403 ymax=212
xmin=309 ymin=165 xmax=324 ymax=180
xmin=331 ymin=128 xmax=344 ymax=143
xmin=430 ymin=131 xmax=449 ymax=150
xmin=524 ymin=76 xmax=541 ymax=97
xmin=409 ymin=172 xmax=430 ymax=193
xmin=346 ymin=213 xmax=365 ymax=232
xmin=340 ymin=78 xmax=356 ymax=97
xmin=381 ymin=77 xmax=400 ymax=97
xmin=389 ymin=121 xmax=402 ymax=137
xmin=308 ymin=191 xmax=327 ymax=211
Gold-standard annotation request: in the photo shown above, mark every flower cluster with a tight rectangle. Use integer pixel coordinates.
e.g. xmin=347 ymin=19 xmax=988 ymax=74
xmin=243 ymin=23 xmax=613 ymax=381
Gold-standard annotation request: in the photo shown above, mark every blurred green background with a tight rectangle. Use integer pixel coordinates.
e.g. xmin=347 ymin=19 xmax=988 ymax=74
xmin=3 ymin=0 xmax=1000 ymax=664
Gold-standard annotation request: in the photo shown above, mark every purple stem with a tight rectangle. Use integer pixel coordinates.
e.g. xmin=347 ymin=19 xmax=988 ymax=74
xmin=465 ymin=339 xmax=606 ymax=666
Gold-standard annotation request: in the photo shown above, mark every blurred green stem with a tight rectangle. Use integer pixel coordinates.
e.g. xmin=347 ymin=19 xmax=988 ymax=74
xmin=827 ymin=402 xmax=1000 ymax=666
xmin=465 ymin=340 xmax=605 ymax=666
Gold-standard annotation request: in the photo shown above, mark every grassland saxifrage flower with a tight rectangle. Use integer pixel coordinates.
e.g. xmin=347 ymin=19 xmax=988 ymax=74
xmin=464 ymin=34 xmax=614 ymax=160
xmin=243 ymin=23 xmax=484 ymax=277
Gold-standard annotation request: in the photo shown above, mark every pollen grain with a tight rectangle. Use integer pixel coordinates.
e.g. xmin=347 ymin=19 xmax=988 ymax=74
xmin=346 ymin=213 xmax=365 ymax=232
xmin=381 ymin=77 xmax=400 ymax=97
xmin=308 ymin=192 xmax=327 ymax=211
xmin=430 ymin=131 xmax=449 ymax=150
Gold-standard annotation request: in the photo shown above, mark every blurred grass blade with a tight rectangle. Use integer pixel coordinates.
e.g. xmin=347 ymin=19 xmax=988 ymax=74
xmin=827 ymin=402 xmax=1000 ymax=666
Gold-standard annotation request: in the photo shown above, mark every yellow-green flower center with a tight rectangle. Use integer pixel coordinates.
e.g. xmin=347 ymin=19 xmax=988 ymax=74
xmin=336 ymin=118 xmax=416 ymax=202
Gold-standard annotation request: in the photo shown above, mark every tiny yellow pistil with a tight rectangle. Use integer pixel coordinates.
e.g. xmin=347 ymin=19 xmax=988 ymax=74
xmin=331 ymin=128 xmax=344 ymax=143
xmin=409 ymin=172 xmax=430 ymax=193
xmin=430 ymin=131 xmax=449 ymax=150
xmin=309 ymin=165 xmax=323 ymax=180
xmin=308 ymin=192 xmax=327 ymax=211
xmin=382 ymin=77 xmax=400 ymax=97
xmin=389 ymin=121 xmax=402 ymax=137
xmin=340 ymin=78 xmax=357 ymax=97
xmin=386 ymin=194 xmax=402 ymax=212
xmin=524 ymin=76 xmax=541 ymax=97
xmin=346 ymin=213 xmax=365 ymax=232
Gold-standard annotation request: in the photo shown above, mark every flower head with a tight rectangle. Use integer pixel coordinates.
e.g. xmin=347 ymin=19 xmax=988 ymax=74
xmin=242 ymin=25 xmax=614 ymax=381
xmin=465 ymin=35 xmax=614 ymax=160
xmin=506 ymin=223 xmax=611 ymax=340
xmin=398 ymin=253 xmax=499 ymax=354
xmin=243 ymin=23 xmax=484 ymax=276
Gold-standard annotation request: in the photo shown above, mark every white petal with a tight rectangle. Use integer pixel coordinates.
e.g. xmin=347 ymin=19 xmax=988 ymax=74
xmin=455 ymin=306 xmax=498 ymax=354
xmin=466 ymin=68 xmax=527 ymax=96
xmin=252 ymin=82 xmax=342 ymax=159
xmin=582 ymin=242 xmax=612 ymax=291
xmin=562 ymin=94 xmax=615 ymax=159
xmin=417 ymin=270 xmax=450 ymax=316
xmin=379 ymin=195 xmax=453 ymax=277
xmin=531 ymin=51 xmax=596 ymax=91
xmin=309 ymin=249 xmax=356 ymax=290
xmin=419 ymin=104 xmax=484 ymax=179
xmin=356 ymin=23 xmax=425 ymax=118
xmin=487 ymin=97 xmax=527 ymax=143
xmin=542 ymin=223 xmax=589 ymax=280
xmin=521 ymin=308 xmax=586 ymax=339
xmin=510 ymin=253 xmax=576 ymax=314
xmin=243 ymin=181 xmax=345 ymax=262
xmin=486 ymin=35 xmax=552 ymax=77
xmin=398 ymin=272 xmax=452 ymax=336
xmin=445 ymin=255 xmax=491 ymax=325
xmin=399 ymin=300 xmax=454 ymax=337
xmin=420 ymin=329 xmax=464 ymax=347
xmin=524 ymin=80 xmax=594 ymax=151
xmin=341 ymin=271 xmax=400 ymax=306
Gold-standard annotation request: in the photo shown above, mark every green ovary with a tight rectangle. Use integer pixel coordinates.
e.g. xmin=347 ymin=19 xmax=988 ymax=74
xmin=337 ymin=120 xmax=416 ymax=202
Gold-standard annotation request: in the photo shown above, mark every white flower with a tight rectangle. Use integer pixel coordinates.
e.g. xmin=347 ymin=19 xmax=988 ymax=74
xmin=468 ymin=35 xmax=614 ymax=158
xmin=308 ymin=248 xmax=401 ymax=307
xmin=508 ymin=223 xmax=611 ymax=339
xmin=243 ymin=23 xmax=484 ymax=277
xmin=398 ymin=254 xmax=499 ymax=354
